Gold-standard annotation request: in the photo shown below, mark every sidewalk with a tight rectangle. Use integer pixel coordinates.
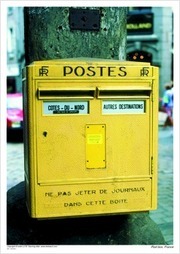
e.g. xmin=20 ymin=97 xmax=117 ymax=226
xmin=149 ymin=112 xmax=173 ymax=245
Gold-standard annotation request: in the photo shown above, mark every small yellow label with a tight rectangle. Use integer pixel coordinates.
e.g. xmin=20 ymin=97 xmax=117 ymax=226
xmin=86 ymin=124 xmax=106 ymax=168
xmin=87 ymin=134 xmax=103 ymax=144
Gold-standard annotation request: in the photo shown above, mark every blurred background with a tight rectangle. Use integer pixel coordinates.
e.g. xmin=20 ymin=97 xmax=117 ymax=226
xmin=7 ymin=7 xmax=173 ymax=97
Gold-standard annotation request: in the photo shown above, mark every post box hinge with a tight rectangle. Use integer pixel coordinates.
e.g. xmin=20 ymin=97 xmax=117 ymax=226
xmin=151 ymin=92 xmax=154 ymax=102
xmin=151 ymin=156 xmax=153 ymax=174
xmin=151 ymin=83 xmax=154 ymax=102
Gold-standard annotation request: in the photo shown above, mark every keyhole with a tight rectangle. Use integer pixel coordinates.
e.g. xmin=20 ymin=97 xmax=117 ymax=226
xmin=43 ymin=131 xmax=48 ymax=137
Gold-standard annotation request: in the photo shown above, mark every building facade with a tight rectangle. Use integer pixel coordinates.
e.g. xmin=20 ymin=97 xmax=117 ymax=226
xmin=127 ymin=7 xmax=173 ymax=98
xmin=7 ymin=7 xmax=25 ymax=93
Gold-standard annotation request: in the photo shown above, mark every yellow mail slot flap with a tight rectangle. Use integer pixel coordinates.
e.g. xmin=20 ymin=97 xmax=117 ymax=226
xmin=37 ymin=87 xmax=96 ymax=100
xmin=86 ymin=124 xmax=106 ymax=169
xmin=97 ymin=86 xmax=152 ymax=99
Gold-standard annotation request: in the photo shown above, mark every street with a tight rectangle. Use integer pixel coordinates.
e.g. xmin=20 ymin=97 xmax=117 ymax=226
xmin=7 ymin=142 xmax=24 ymax=191
xmin=6 ymin=125 xmax=173 ymax=245
xmin=149 ymin=126 xmax=173 ymax=245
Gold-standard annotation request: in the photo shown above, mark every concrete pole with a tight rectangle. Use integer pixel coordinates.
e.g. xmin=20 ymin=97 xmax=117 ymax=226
xmin=24 ymin=7 xmax=127 ymax=64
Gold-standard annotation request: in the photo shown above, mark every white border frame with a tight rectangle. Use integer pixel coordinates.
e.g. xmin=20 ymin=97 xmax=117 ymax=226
xmin=1 ymin=1 xmax=179 ymax=253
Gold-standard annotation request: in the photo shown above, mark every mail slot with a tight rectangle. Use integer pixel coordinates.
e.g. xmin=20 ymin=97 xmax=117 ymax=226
xmin=23 ymin=58 xmax=159 ymax=219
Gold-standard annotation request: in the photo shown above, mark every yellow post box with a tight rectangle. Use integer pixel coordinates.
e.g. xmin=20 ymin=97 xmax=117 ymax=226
xmin=23 ymin=58 xmax=159 ymax=219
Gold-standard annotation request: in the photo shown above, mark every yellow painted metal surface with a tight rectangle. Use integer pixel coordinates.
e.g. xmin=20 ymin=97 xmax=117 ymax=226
xmin=23 ymin=58 xmax=159 ymax=219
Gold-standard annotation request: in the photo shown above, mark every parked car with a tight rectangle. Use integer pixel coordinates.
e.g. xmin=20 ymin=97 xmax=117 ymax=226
xmin=7 ymin=93 xmax=23 ymax=141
